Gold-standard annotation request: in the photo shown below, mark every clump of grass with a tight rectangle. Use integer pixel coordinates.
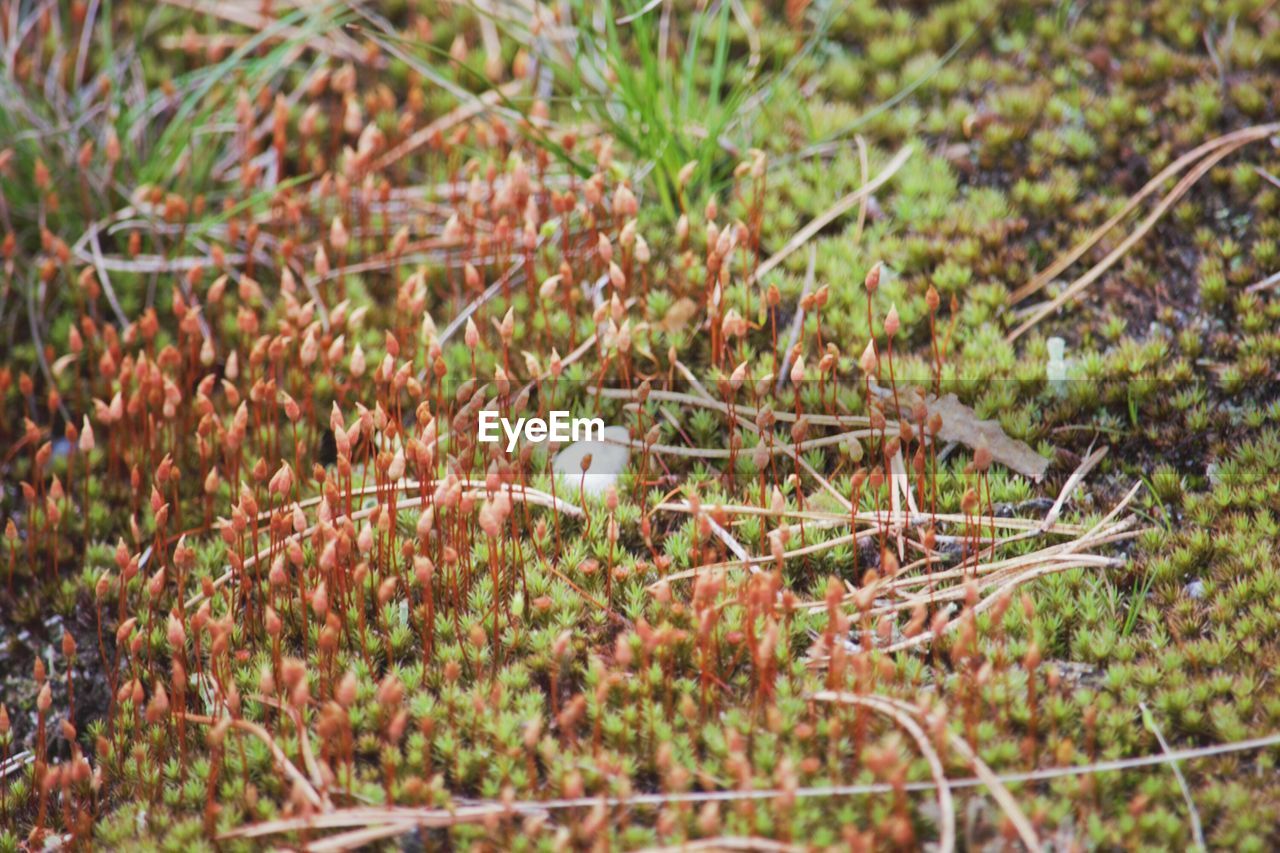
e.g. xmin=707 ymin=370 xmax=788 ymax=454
xmin=494 ymin=0 xmax=826 ymax=220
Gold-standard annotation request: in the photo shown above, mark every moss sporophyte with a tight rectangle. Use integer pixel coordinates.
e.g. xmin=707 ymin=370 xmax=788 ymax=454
xmin=4 ymin=0 xmax=1280 ymax=849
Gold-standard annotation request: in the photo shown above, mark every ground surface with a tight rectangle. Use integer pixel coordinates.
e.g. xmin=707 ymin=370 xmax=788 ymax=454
xmin=1 ymin=1 xmax=1280 ymax=850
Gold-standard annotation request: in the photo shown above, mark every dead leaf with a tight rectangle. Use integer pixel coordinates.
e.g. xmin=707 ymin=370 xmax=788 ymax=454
xmin=923 ymin=393 xmax=1049 ymax=482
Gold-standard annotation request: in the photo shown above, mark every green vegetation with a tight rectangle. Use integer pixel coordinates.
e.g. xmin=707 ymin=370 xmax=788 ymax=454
xmin=2 ymin=0 xmax=1279 ymax=850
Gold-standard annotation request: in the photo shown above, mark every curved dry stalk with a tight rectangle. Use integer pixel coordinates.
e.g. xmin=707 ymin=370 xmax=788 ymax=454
xmin=874 ymin=554 xmax=1125 ymax=656
xmin=648 ymin=502 xmax=1111 ymax=591
xmin=810 ymin=691 xmax=956 ymax=853
xmin=702 ymin=513 xmax=754 ymax=565
xmin=251 ymin=693 xmax=326 ymax=794
xmin=876 ymin=554 xmax=1126 ymax=616
xmin=156 ymin=0 xmax=370 ymax=64
xmin=679 ymin=359 xmax=856 ymax=509
xmin=86 ymin=223 xmax=132 ymax=329
xmin=217 ymin=803 xmax=542 ymax=842
xmin=1008 ymin=122 xmax=1280 ymax=306
xmin=0 ymin=750 xmax=33 ymax=780
xmin=251 ymin=477 xmax=576 ymax=526
xmin=1141 ymin=702 xmax=1206 ymax=851
xmin=1041 ymin=447 xmax=1107 ymax=530
xmin=518 ymin=731 xmax=1280 ymax=812
xmin=810 ymin=693 xmax=1036 ymax=850
xmin=654 ymin=501 xmax=1088 ymax=535
xmin=317 ymin=235 xmax=470 ymax=280
xmin=212 ymin=732 xmax=1280 ymax=839
xmin=877 ymin=519 xmax=1140 ymax=595
xmin=655 ymin=502 xmax=855 ymax=524
xmin=638 ymin=838 xmax=803 ymax=853
xmin=652 ymin=524 xmax=878 ymax=587
xmin=1244 ymin=268 xmax=1280 ymax=293
xmin=918 ymin=706 xmax=1039 ymax=850
xmin=371 ymin=81 xmax=524 ymax=173
xmin=305 ymin=824 xmax=435 ymax=852
xmin=729 ymin=0 xmax=762 ymax=73
xmin=883 ymin=547 xmax=1127 ymax=598
xmin=181 ymin=712 xmax=326 ymax=811
xmin=792 ymin=449 xmax=855 ymax=511
xmin=853 ymin=135 xmax=871 ymax=243
xmin=787 ymin=485 xmax=1143 ymax=652
xmin=752 ymin=145 xmax=913 ymax=284
xmin=1007 ymin=134 xmax=1267 ymax=341
xmin=798 ymin=552 xmax=1117 ymax=617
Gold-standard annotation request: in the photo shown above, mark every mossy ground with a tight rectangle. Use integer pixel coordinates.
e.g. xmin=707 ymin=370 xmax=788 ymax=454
xmin=1 ymin=1 xmax=1279 ymax=850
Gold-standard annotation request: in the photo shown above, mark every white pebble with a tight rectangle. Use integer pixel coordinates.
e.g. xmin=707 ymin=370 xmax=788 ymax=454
xmin=552 ymin=425 xmax=631 ymax=497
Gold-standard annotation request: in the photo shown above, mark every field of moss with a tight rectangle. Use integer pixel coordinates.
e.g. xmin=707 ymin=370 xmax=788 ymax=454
xmin=2 ymin=1 xmax=1280 ymax=850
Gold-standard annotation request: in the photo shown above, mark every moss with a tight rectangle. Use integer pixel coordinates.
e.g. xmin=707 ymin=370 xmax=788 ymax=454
xmin=2 ymin=0 xmax=1280 ymax=848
